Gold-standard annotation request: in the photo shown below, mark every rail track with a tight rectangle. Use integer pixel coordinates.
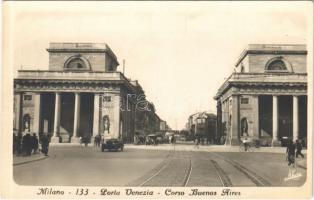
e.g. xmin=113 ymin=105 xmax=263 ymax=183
xmin=130 ymin=150 xmax=275 ymax=187
xmin=213 ymin=153 xmax=271 ymax=187
xmin=210 ymin=160 xmax=233 ymax=187
xmin=137 ymin=151 xmax=193 ymax=187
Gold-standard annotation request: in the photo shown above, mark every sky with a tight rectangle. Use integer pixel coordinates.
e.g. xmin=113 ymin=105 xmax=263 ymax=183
xmin=5 ymin=1 xmax=311 ymax=130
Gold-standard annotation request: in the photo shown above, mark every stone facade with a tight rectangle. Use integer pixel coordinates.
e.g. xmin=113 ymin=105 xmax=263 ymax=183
xmin=13 ymin=43 xmax=163 ymax=143
xmin=215 ymin=44 xmax=307 ymax=146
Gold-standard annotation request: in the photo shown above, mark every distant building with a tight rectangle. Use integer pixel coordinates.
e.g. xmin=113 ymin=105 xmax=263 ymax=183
xmin=214 ymin=44 xmax=307 ymax=146
xmin=13 ymin=43 xmax=162 ymax=143
xmin=187 ymin=112 xmax=217 ymax=144
xmin=159 ymin=120 xmax=167 ymax=131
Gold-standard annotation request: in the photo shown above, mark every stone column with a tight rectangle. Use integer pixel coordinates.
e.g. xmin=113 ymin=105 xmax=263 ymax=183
xmin=293 ymin=95 xmax=299 ymax=141
xmin=272 ymin=95 xmax=279 ymax=146
xmin=252 ymin=95 xmax=259 ymax=139
xmin=231 ymin=95 xmax=240 ymax=145
xmin=72 ymin=93 xmax=81 ymax=142
xmin=33 ymin=93 xmax=41 ymax=135
xmin=14 ymin=92 xmax=23 ymax=134
xmin=51 ymin=92 xmax=61 ymax=143
xmin=92 ymin=93 xmax=100 ymax=143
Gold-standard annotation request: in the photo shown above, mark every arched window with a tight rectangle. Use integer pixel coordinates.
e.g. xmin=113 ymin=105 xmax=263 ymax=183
xmin=66 ymin=58 xmax=86 ymax=69
xmin=267 ymin=60 xmax=287 ymax=70
xmin=240 ymin=117 xmax=248 ymax=136
xmin=64 ymin=55 xmax=91 ymax=71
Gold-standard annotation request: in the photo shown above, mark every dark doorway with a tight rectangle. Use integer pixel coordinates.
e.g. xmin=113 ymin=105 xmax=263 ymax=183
xmin=40 ymin=92 xmax=55 ymax=135
xmin=60 ymin=93 xmax=75 ymax=142
xmin=278 ymin=96 xmax=293 ymax=139
xmin=259 ymin=95 xmax=272 ymax=138
xmin=299 ymin=96 xmax=307 ymax=145
xmin=79 ymin=93 xmax=94 ymax=141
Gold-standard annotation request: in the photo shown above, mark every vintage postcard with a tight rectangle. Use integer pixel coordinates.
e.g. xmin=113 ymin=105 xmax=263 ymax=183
xmin=1 ymin=1 xmax=313 ymax=199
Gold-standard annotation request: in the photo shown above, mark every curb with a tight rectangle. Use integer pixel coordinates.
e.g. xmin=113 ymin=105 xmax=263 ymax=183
xmin=124 ymin=145 xmax=307 ymax=154
xmin=13 ymin=155 xmax=49 ymax=166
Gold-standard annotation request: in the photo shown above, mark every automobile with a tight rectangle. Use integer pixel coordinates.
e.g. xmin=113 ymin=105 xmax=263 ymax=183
xmin=101 ymin=138 xmax=124 ymax=152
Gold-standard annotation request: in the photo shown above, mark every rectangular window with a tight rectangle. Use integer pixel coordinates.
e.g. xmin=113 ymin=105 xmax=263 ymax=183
xmin=241 ymin=98 xmax=249 ymax=104
xmin=24 ymin=95 xmax=32 ymax=101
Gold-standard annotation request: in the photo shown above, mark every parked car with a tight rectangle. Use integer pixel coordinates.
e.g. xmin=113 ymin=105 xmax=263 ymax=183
xmin=101 ymin=138 xmax=124 ymax=152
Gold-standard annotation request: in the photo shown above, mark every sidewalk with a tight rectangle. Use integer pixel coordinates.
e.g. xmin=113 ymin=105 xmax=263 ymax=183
xmin=13 ymin=153 xmax=48 ymax=166
xmin=124 ymin=143 xmax=308 ymax=154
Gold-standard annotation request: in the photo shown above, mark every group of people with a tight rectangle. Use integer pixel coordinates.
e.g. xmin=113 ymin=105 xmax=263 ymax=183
xmin=13 ymin=133 xmax=50 ymax=156
xmin=286 ymin=139 xmax=304 ymax=166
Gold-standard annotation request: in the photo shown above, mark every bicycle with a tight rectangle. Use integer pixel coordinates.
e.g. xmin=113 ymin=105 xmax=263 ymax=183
xmin=239 ymin=140 xmax=260 ymax=152
xmin=239 ymin=141 xmax=253 ymax=152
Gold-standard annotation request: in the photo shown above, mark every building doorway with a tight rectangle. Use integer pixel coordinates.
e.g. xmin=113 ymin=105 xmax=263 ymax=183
xmin=258 ymin=95 xmax=272 ymax=140
xmin=40 ymin=92 xmax=55 ymax=136
xmin=79 ymin=93 xmax=94 ymax=142
xmin=60 ymin=93 xmax=75 ymax=142
xmin=278 ymin=96 xmax=292 ymax=139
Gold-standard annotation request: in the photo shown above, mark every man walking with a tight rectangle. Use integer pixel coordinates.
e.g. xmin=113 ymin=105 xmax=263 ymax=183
xmin=295 ymin=139 xmax=304 ymax=159
xmin=32 ymin=133 xmax=39 ymax=154
xmin=286 ymin=139 xmax=296 ymax=166
xmin=41 ymin=134 xmax=50 ymax=156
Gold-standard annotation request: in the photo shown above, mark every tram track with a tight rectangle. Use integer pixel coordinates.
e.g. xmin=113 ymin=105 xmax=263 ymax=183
xmin=137 ymin=150 xmax=193 ymax=187
xmin=213 ymin=153 xmax=271 ymax=187
xmin=182 ymin=154 xmax=192 ymax=187
xmin=210 ymin=160 xmax=233 ymax=187
xmin=130 ymin=150 xmax=274 ymax=187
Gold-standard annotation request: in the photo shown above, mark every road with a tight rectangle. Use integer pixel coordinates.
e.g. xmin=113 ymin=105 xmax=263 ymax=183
xmin=13 ymin=145 xmax=306 ymax=187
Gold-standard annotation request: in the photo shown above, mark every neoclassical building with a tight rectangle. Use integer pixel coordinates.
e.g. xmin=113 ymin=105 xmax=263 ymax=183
xmin=13 ymin=43 xmax=162 ymax=143
xmin=214 ymin=44 xmax=307 ymax=146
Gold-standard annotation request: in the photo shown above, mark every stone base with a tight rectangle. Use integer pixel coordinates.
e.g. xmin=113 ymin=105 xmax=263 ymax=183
xmin=71 ymin=137 xmax=81 ymax=143
xmin=50 ymin=136 xmax=60 ymax=143
xmin=272 ymin=139 xmax=281 ymax=147
xmin=225 ymin=138 xmax=241 ymax=146
xmin=231 ymin=138 xmax=241 ymax=146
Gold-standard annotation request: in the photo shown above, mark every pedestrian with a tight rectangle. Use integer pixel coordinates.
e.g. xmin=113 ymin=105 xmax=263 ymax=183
xmin=94 ymin=135 xmax=100 ymax=147
xmin=41 ymin=134 xmax=50 ymax=156
xmin=194 ymin=136 xmax=200 ymax=149
xmin=16 ymin=133 xmax=22 ymax=156
xmin=32 ymin=133 xmax=39 ymax=154
xmin=286 ymin=139 xmax=296 ymax=166
xmin=171 ymin=135 xmax=176 ymax=145
xmin=22 ymin=133 xmax=32 ymax=156
xmin=84 ymin=136 xmax=89 ymax=147
xmin=242 ymin=133 xmax=250 ymax=152
xmin=295 ymin=139 xmax=304 ymax=159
